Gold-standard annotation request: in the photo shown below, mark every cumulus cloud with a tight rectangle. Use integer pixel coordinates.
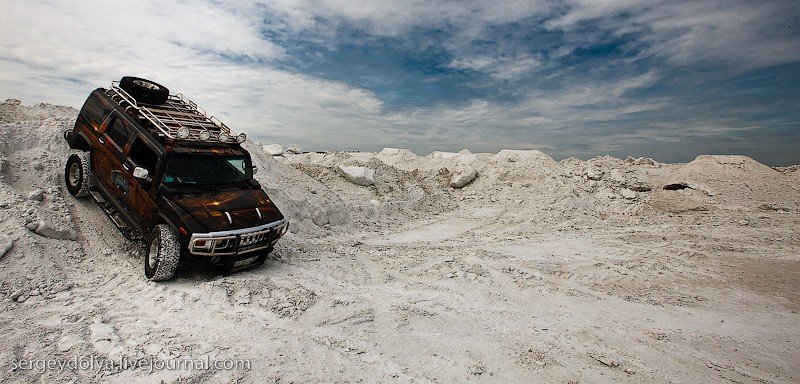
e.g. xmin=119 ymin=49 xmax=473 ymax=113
xmin=0 ymin=0 xmax=386 ymax=142
xmin=0 ymin=0 xmax=798 ymax=164
xmin=547 ymin=0 xmax=800 ymax=70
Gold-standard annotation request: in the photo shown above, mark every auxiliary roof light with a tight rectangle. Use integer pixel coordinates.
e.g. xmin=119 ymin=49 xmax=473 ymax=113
xmin=236 ymin=133 xmax=246 ymax=143
xmin=176 ymin=127 xmax=190 ymax=139
xmin=199 ymin=130 xmax=211 ymax=141
xmin=218 ymin=132 xmax=230 ymax=142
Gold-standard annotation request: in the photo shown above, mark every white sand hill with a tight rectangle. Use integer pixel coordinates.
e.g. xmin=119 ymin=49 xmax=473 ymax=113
xmin=1 ymin=98 xmax=799 ymax=383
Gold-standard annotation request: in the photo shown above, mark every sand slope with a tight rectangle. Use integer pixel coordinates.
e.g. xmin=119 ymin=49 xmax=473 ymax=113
xmin=1 ymin=99 xmax=799 ymax=383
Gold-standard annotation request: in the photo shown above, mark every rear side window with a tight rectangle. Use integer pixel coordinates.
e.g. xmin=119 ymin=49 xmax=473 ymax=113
xmin=129 ymin=138 xmax=158 ymax=171
xmin=79 ymin=93 xmax=109 ymax=131
xmin=106 ymin=118 xmax=130 ymax=148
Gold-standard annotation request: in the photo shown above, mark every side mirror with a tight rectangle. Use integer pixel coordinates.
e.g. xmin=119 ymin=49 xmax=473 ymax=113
xmin=252 ymin=165 xmax=259 ymax=175
xmin=133 ymin=167 xmax=149 ymax=179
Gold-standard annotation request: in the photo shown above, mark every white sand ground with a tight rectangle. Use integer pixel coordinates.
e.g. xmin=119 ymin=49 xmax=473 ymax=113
xmin=1 ymin=98 xmax=799 ymax=383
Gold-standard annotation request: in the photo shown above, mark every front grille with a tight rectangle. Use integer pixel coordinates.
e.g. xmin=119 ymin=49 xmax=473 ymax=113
xmin=229 ymin=208 xmax=262 ymax=227
xmin=238 ymin=227 xmax=276 ymax=250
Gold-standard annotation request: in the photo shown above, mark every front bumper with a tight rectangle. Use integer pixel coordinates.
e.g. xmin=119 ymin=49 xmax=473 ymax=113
xmin=188 ymin=219 xmax=288 ymax=256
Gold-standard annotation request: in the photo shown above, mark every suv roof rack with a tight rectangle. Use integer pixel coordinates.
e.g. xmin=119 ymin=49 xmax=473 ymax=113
xmin=106 ymin=81 xmax=245 ymax=144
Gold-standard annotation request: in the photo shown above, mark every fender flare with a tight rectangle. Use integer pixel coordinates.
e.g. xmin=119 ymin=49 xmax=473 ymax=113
xmin=155 ymin=212 xmax=180 ymax=235
xmin=65 ymin=130 xmax=93 ymax=151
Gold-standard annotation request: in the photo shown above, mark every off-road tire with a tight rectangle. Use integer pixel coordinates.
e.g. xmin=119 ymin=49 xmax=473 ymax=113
xmin=119 ymin=76 xmax=169 ymax=105
xmin=145 ymin=224 xmax=180 ymax=281
xmin=64 ymin=152 xmax=94 ymax=197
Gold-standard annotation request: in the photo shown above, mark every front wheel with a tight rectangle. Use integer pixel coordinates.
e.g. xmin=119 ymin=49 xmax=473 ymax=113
xmin=64 ymin=152 xmax=94 ymax=197
xmin=145 ymin=224 xmax=180 ymax=281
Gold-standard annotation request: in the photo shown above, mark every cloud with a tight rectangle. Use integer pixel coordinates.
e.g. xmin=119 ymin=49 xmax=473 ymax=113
xmin=266 ymin=0 xmax=800 ymax=75
xmin=0 ymin=0 xmax=798 ymax=165
xmin=448 ymin=55 xmax=542 ymax=80
xmin=0 ymin=0 xmax=386 ymax=143
xmin=259 ymin=0 xmax=552 ymax=37
xmin=371 ymin=70 xmax=668 ymax=155
xmin=547 ymin=0 xmax=800 ymax=70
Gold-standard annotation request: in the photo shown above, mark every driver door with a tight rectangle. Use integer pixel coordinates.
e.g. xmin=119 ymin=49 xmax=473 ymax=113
xmin=125 ymin=136 xmax=161 ymax=228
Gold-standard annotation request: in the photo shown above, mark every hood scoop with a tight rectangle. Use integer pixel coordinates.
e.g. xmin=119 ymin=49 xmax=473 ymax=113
xmin=220 ymin=208 xmax=265 ymax=227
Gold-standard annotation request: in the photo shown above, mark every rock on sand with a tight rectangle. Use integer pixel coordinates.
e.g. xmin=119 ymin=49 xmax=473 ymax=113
xmin=0 ymin=236 xmax=13 ymax=258
xmin=450 ymin=168 xmax=477 ymax=188
xmin=26 ymin=220 xmax=76 ymax=240
xmin=263 ymin=144 xmax=284 ymax=156
xmin=337 ymin=165 xmax=375 ymax=186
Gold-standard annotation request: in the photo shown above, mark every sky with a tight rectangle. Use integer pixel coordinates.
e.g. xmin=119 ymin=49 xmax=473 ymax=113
xmin=1 ymin=1 xmax=799 ymax=165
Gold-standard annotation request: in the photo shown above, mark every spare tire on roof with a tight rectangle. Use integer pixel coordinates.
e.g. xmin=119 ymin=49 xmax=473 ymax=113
xmin=119 ymin=76 xmax=169 ymax=105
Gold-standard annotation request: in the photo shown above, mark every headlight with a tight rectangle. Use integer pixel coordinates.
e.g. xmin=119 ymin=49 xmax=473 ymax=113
xmin=218 ymin=132 xmax=230 ymax=142
xmin=191 ymin=237 xmax=235 ymax=251
xmin=193 ymin=239 xmax=211 ymax=250
xmin=236 ymin=133 xmax=246 ymax=143
xmin=176 ymin=127 xmax=190 ymax=139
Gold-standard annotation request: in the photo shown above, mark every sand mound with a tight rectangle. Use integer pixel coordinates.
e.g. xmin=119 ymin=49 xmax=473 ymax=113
xmin=0 ymin=99 xmax=77 ymax=123
xmin=776 ymin=165 xmax=800 ymax=189
xmin=0 ymin=101 xmax=87 ymax=302
xmin=0 ymin=100 xmax=76 ymax=156
xmin=652 ymin=155 xmax=800 ymax=211
xmin=376 ymin=147 xmax=420 ymax=168
xmin=5 ymin=97 xmax=795 ymax=242
xmin=494 ymin=149 xmax=558 ymax=166
xmin=244 ymin=142 xmax=351 ymax=235
xmin=3 ymin=100 xmax=800 ymax=383
xmin=285 ymin=150 xmax=460 ymax=225
xmin=282 ymin=147 xmax=647 ymax=231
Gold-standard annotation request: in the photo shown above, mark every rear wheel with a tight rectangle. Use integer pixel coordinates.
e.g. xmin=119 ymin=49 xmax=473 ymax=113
xmin=64 ymin=152 xmax=94 ymax=197
xmin=119 ymin=76 xmax=169 ymax=105
xmin=145 ymin=224 xmax=180 ymax=281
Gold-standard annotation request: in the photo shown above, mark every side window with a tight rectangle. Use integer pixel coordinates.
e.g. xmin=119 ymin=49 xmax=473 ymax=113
xmin=79 ymin=93 xmax=109 ymax=132
xmin=226 ymin=158 xmax=247 ymax=176
xmin=129 ymin=138 xmax=158 ymax=172
xmin=106 ymin=117 xmax=130 ymax=148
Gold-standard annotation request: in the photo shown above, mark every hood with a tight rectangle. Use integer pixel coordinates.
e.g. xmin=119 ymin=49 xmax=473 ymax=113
xmin=166 ymin=189 xmax=284 ymax=232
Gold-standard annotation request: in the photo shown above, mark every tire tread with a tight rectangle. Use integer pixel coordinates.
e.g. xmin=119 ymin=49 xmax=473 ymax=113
xmin=147 ymin=224 xmax=180 ymax=281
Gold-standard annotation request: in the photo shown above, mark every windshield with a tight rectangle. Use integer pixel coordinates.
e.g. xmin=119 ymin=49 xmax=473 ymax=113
xmin=162 ymin=154 xmax=252 ymax=185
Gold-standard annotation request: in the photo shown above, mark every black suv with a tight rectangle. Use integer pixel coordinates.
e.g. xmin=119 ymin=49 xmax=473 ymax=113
xmin=63 ymin=77 xmax=287 ymax=280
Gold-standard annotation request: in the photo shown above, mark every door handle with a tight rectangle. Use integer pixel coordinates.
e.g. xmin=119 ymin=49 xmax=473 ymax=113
xmin=122 ymin=163 xmax=130 ymax=171
xmin=98 ymin=136 xmax=105 ymax=144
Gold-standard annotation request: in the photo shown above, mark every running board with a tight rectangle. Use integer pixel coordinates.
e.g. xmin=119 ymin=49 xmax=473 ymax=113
xmin=89 ymin=188 xmax=143 ymax=241
xmin=89 ymin=190 xmax=108 ymax=206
